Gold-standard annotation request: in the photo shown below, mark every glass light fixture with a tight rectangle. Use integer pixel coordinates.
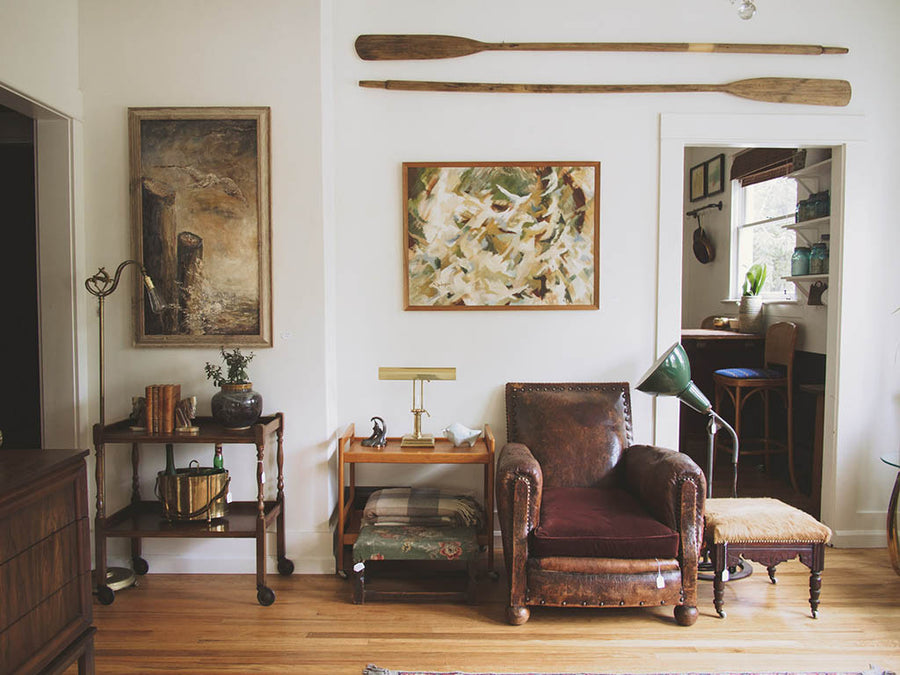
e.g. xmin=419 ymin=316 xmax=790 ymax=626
xmin=736 ymin=0 xmax=757 ymax=19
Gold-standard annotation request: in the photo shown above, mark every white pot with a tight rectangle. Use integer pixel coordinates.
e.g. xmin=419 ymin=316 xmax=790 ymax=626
xmin=739 ymin=295 xmax=765 ymax=334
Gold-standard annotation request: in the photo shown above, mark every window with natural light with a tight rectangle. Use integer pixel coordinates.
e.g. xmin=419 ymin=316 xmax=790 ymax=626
xmin=732 ymin=175 xmax=798 ymax=300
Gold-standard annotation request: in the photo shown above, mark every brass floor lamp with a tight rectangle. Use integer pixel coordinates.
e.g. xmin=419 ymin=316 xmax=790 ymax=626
xmin=85 ymin=259 xmax=165 ymax=597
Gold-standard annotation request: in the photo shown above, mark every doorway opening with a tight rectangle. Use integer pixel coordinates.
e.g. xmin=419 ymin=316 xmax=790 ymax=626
xmin=0 ymin=105 xmax=41 ymax=448
xmin=679 ymin=144 xmax=839 ymax=518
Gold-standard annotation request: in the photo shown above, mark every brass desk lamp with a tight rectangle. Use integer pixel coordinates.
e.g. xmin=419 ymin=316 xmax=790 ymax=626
xmin=378 ymin=367 xmax=456 ymax=447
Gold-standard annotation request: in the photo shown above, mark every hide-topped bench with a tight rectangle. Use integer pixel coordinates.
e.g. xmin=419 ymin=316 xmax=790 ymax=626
xmin=704 ymin=497 xmax=832 ymax=618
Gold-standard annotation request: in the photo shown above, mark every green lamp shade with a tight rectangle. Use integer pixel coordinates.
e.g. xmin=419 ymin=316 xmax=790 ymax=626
xmin=636 ymin=343 xmax=712 ymax=414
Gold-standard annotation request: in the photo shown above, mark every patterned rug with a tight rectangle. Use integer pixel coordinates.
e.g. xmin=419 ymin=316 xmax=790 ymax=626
xmin=363 ymin=667 xmax=895 ymax=675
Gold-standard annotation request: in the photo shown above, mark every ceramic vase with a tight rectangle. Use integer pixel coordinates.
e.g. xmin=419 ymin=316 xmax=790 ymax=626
xmin=738 ymin=295 xmax=765 ymax=334
xmin=211 ymin=383 xmax=262 ymax=430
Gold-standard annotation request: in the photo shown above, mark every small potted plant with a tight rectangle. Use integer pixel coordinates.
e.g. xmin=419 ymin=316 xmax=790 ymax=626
xmin=205 ymin=347 xmax=262 ymax=430
xmin=738 ymin=263 xmax=767 ymax=334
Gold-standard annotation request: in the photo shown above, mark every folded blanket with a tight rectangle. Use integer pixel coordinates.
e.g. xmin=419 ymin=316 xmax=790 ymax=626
xmin=363 ymin=488 xmax=483 ymax=528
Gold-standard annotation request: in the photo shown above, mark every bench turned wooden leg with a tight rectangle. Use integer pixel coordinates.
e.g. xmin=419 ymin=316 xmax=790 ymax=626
xmin=767 ymin=565 xmax=778 ymax=584
xmin=809 ymin=569 xmax=822 ymax=618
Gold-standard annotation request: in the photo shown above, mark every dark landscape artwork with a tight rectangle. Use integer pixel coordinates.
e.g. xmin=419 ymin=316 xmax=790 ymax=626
xmin=129 ymin=107 xmax=271 ymax=346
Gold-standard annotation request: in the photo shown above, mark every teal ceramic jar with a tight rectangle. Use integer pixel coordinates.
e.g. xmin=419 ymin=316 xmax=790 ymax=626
xmin=791 ymin=246 xmax=810 ymax=276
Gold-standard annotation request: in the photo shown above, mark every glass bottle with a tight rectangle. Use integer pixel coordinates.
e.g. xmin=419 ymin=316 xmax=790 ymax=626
xmin=791 ymin=246 xmax=811 ymax=276
xmin=810 ymin=235 xmax=829 ymax=275
xmin=213 ymin=445 xmax=224 ymax=470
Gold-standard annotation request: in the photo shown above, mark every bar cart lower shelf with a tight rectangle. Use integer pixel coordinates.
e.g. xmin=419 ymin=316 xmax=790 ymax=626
xmin=92 ymin=413 xmax=293 ymax=606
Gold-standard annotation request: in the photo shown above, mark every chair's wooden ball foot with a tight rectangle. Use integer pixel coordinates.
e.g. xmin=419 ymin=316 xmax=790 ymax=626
xmin=674 ymin=604 xmax=699 ymax=626
xmin=507 ymin=605 xmax=530 ymax=625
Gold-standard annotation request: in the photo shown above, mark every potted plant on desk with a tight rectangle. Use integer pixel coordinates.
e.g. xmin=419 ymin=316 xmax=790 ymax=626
xmin=739 ymin=263 xmax=767 ymax=334
xmin=205 ymin=347 xmax=263 ymax=430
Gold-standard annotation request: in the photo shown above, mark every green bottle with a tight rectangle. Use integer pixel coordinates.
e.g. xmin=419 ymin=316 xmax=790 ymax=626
xmin=164 ymin=444 xmax=176 ymax=476
xmin=213 ymin=445 xmax=224 ymax=470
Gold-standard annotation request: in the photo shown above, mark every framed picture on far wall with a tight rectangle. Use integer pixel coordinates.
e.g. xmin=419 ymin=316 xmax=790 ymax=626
xmin=689 ymin=161 xmax=706 ymax=202
xmin=403 ymin=161 xmax=600 ymax=310
xmin=128 ymin=106 xmax=272 ymax=347
xmin=705 ymin=153 xmax=725 ymax=197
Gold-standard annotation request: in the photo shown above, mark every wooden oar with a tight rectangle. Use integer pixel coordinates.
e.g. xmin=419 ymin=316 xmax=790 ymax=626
xmin=358 ymin=77 xmax=852 ymax=107
xmin=355 ymin=34 xmax=849 ymax=60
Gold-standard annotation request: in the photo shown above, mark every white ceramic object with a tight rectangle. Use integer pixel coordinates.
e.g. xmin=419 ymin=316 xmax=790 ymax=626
xmin=442 ymin=422 xmax=482 ymax=447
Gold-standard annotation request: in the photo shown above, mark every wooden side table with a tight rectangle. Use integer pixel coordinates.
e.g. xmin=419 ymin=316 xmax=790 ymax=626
xmin=92 ymin=413 xmax=292 ymax=605
xmin=335 ymin=424 xmax=495 ymax=576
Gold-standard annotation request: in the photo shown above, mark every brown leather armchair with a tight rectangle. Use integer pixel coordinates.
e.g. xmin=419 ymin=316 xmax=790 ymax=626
xmin=496 ymin=382 xmax=705 ymax=626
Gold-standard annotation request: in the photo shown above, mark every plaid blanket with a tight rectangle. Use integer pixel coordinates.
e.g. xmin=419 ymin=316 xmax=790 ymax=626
xmin=362 ymin=488 xmax=483 ymax=528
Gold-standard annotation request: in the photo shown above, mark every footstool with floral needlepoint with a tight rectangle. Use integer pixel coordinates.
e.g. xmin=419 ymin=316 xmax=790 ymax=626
xmin=704 ymin=497 xmax=832 ymax=618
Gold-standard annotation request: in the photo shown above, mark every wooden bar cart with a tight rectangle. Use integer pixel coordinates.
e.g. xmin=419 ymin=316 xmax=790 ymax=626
xmin=91 ymin=413 xmax=292 ymax=606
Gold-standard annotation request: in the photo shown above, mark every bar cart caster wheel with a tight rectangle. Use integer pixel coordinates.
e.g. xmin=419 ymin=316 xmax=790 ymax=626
xmin=337 ymin=570 xmax=348 ymax=580
xmin=257 ymin=586 xmax=275 ymax=606
xmin=277 ymin=557 xmax=294 ymax=576
xmin=133 ymin=557 xmax=149 ymax=575
xmin=96 ymin=585 xmax=115 ymax=605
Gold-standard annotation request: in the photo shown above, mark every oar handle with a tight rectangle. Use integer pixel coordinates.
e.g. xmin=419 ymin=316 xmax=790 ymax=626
xmin=359 ymin=80 xmax=716 ymax=95
xmin=489 ymin=41 xmax=848 ymax=55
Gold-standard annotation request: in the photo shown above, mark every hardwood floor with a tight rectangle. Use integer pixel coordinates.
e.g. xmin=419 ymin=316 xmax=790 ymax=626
xmin=78 ymin=548 xmax=900 ymax=674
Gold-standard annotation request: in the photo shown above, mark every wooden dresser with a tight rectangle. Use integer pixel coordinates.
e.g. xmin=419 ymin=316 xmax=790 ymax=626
xmin=0 ymin=449 xmax=95 ymax=674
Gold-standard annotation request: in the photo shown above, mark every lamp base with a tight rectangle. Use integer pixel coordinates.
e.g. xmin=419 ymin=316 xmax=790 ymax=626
xmin=400 ymin=433 xmax=435 ymax=448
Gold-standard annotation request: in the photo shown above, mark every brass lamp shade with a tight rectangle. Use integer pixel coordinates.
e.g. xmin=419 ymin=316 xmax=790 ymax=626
xmin=636 ymin=343 xmax=711 ymax=414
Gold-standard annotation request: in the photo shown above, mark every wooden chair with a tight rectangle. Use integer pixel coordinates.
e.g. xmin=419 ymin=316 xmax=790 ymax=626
xmin=712 ymin=322 xmax=799 ymax=492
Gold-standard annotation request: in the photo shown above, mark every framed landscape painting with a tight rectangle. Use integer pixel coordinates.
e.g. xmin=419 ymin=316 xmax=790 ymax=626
xmin=128 ymin=107 xmax=272 ymax=346
xmin=403 ymin=162 xmax=600 ymax=310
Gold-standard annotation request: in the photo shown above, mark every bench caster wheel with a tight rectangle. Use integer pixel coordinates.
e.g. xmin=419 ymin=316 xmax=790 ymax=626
xmin=277 ymin=557 xmax=294 ymax=576
xmin=257 ymin=585 xmax=275 ymax=606
xmin=96 ymin=585 xmax=115 ymax=605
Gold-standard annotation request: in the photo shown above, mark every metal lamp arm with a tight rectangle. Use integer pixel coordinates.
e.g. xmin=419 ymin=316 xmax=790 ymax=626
xmin=709 ymin=409 xmax=740 ymax=498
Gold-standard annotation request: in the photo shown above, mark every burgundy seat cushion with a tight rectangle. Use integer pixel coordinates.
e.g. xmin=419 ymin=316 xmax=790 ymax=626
xmin=532 ymin=486 xmax=680 ymax=559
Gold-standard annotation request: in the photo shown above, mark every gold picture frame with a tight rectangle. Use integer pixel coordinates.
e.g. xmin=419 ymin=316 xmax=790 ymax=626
xmin=403 ymin=161 xmax=600 ymax=310
xmin=128 ymin=107 xmax=272 ymax=347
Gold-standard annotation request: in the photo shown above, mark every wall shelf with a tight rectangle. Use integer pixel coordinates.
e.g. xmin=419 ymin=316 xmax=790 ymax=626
xmin=790 ymin=158 xmax=831 ymax=193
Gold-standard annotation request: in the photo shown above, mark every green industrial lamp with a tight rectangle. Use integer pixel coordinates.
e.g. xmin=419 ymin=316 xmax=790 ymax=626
xmin=636 ymin=342 xmax=739 ymax=499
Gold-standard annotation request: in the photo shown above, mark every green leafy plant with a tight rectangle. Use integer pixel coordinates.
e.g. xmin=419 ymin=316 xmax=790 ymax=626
xmin=205 ymin=347 xmax=254 ymax=386
xmin=742 ymin=263 xmax=768 ymax=296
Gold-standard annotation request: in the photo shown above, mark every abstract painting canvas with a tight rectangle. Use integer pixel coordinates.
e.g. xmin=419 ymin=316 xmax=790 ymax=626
xmin=403 ymin=162 xmax=600 ymax=310
xmin=128 ymin=107 xmax=272 ymax=346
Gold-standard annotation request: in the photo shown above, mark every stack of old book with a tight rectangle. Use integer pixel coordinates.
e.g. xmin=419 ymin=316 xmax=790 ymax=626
xmin=144 ymin=384 xmax=181 ymax=434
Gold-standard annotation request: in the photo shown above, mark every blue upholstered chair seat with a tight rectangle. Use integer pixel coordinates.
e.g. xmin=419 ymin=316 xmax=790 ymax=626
xmin=713 ymin=367 xmax=784 ymax=380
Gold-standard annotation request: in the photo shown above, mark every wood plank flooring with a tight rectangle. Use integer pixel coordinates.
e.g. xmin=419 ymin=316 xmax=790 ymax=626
xmin=79 ymin=548 xmax=900 ymax=674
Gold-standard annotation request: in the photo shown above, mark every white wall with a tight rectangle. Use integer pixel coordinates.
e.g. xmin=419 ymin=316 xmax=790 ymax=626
xmin=0 ymin=0 xmax=82 ymax=118
xmin=7 ymin=0 xmax=897 ymax=576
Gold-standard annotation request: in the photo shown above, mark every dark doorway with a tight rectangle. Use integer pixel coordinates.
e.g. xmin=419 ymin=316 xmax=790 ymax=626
xmin=0 ymin=105 xmax=41 ymax=448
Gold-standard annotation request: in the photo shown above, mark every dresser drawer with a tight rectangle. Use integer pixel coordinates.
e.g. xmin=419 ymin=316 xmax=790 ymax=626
xmin=0 ymin=519 xmax=85 ymax=631
xmin=0 ymin=576 xmax=90 ymax=675
xmin=0 ymin=480 xmax=78 ymax=566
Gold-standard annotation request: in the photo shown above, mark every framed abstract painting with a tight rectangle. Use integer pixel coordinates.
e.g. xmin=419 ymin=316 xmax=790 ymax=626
xmin=128 ymin=106 xmax=272 ymax=346
xmin=403 ymin=161 xmax=600 ymax=310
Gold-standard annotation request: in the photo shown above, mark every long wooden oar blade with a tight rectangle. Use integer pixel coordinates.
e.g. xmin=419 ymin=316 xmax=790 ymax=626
xmin=724 ymin=77 xmax=851 ymax=106
xmin=356 ymin=34 xmax=487 ymax=60
xmin=355 ymin=33 xmax=849 ymax=60
xmin=358 ymin=77 xmax=852 ymax=107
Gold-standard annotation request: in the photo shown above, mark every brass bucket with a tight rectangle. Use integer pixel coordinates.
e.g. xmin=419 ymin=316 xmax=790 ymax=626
xmin=155 ymin=460 xmax=230 ymax=522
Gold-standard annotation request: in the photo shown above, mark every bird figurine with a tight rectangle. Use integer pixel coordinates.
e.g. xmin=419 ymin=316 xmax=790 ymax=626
xmin=361 ymin=416 xmax=387 ymax=447
xmin=442 ymin=422 xmax=482 ymax=447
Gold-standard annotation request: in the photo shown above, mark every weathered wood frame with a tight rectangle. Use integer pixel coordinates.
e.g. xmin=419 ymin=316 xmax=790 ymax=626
xmin=128 ymin=106 xmax=272 ymax=347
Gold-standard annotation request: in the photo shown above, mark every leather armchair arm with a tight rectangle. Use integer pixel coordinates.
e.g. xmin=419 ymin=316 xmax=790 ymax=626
xmin=496 ymin=442 xmax=543 ymax=576
xmin=622 ymin=444 xmax=705 ymax=610
xmin=621 ymin=444 xmax=705 ymax=549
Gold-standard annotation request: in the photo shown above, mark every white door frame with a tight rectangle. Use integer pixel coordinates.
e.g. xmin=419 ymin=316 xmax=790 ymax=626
xmin=655 ymin=112 xmax=866 ymax=536
xmin=0 ymin=83 xmax=85 ymax=450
